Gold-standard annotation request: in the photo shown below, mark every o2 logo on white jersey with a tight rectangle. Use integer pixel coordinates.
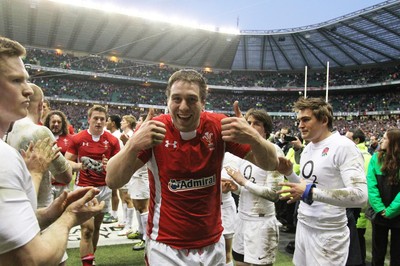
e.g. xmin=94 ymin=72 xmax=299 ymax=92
xmin=302 ymin=160 xmax=318 ymax=184
xmin=202 ymin=132 xmax=215 ymax=151
xmin=243 ymin=165 xmax=256 ymax=184
xmin=168 ymin=175 xmax=216 ymax=192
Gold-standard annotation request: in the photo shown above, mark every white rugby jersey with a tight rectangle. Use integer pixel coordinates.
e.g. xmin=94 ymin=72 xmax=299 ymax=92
xmin=237 ymin=144 xmax=284 ymax=219
xmin=221 ymin=152 xmax=241 ymax=207
xmin=7 ymin=117 xmax=70 ymax=207
xmin=296 ymin=131 xmax=367 ymax=230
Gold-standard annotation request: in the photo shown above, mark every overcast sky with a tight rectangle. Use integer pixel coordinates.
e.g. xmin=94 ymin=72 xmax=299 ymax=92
xmin=97 ymin=0 xmax=385 ymax=30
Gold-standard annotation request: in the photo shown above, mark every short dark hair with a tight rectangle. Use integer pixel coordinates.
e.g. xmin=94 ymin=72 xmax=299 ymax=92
xmin=245 ymin=108 xmax=273 ymax=137
xmin=109 ymin=115 xmax=122 ymax=129
xmin=294 ymin=97 xmax=334 ymax=131
xmin=351 ymin=128 xmax=366 ymax=143
xmin=166 ymin=69 xmax=208 ymax=103
xmin=88 ymin=105 xmax=107 ymax=118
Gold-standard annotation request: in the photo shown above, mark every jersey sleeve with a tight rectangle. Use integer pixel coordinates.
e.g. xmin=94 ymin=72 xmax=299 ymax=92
xmin=110 ymin=135 xmax=121 ymax=157
xmin=313 ymin=143 xmax=368 ymax=207
xmin=66 ymin=134 xmax=79 ymax=155
xmin=0 ymin=147 xmax=40 ymax=254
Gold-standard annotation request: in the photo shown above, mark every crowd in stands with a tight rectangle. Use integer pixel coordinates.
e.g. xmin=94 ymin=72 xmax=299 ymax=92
xmin=25 ymin=47 xmax=400 ymax=89
xmin=49 ymin=99 xmax=399 ymax=142
xmin=25 ymin=46 xmax=400 ymax=139
xmin=32 ymin=76 xmax=400 ymax=114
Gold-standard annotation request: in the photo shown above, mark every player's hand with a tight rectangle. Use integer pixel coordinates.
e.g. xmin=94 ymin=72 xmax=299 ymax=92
xmin=225 ymin=166 xmax=247 ymax=186
xmin=221 ymin=178 xmax=239 ymax=192
xmin=120 ymin=133 xmax=129 ymax=145
xmin=127 ymin=108 xmax=166 ymax=151
xmin=62 ymin=187 xmax=105 ymax=227
xmin=39 ymin=187 xmax=101 ymax=227
xmin=101 ymin=154 xmax=108 ymax=169
xmin=291 ymin=137 xmax=303 ymax=149
xmin=221 ymin=101 xmax=260 ymax=144
xmin=21 ymin=137 xmax=60 ymax=175
xmin=81 ymin=156 xmax=103 ymax=173
xmin=277 ymin=179 xmax=307 ymax=204
xmin=276 ymin=157 xmax=293 ymax=176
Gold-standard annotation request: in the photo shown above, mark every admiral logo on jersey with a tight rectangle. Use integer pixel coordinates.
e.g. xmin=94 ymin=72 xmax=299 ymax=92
xmin=168 ymin=175 xmax=216 ymax=192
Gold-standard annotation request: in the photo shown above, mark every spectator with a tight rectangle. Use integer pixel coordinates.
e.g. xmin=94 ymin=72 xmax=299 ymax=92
xmin=367 ymin=128 xmax=400 ymax=266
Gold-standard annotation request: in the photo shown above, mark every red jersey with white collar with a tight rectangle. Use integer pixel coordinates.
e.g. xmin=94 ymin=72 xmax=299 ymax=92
xmin=138 ymin=112 xmax=251 ymax=249
xmin=56 ymin=134 xmax=72 ymax=155
xmin=52 ymin=134 xmax=73 ymax=186
xmin=67 ymin=130 xmax=120 ymax=187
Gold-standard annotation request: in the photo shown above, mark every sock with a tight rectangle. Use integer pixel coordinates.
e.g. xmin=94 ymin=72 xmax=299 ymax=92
xmin=127 ymin=207 xmax=135 ymax=230
xmin=111 ymin=210 xmax=118 ymax=218
xmin=136 ymin=211 xmax=143 ymax=234
xmin=122 ymin=203 xmax=128 ymax=223
xmin=225 ymin=261 xmax=234 ymax=266
xmin=140 ymin=212 xmax=149 ymax=241
xmin=81 ymin=253 xmax=94 ymax=266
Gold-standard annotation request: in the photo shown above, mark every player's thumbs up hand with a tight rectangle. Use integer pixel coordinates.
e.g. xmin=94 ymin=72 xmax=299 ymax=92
xmin=221 ymin=100 xmax=258 ymax=144
xmin=144 ymin=108 xmax=155 ymax=122
xmin=233 ymin=101 xmax=243 ymax=118
xmin=128 ymin=109 xmax=166 ymax=152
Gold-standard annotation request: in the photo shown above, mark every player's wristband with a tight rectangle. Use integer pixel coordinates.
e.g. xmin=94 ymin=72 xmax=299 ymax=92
xmin=301 ymin=183 xmax=316 ymax=205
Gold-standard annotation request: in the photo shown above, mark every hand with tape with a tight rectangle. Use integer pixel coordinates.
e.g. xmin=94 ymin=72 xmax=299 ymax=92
xmin=81 ymin=156 xmax=104 ymax=173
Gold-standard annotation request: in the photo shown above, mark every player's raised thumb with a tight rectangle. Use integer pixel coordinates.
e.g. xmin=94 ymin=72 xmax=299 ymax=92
xmin=144 ymin=108 xmax=155 ymax=122
xmin=233 ymin=101 xmax=243 ymax=118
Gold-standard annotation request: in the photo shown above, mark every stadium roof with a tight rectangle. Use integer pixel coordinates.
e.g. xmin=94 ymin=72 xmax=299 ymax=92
xmin=1 ymin=0 xmax=400 ymax=71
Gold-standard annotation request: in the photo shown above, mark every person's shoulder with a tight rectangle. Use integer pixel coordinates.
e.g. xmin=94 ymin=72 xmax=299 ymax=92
xmin=153 ymin=113 xmax=171 ymax=123
xmin=330 ymin=132 xmax=353 ymax=146
xmin=273 ymin=143 xmax=285 ymax=156
xmin=71 ymin=129 xmax=88 ymax=139
xmin=370 ymin=151 xmax=379 ymax=161
xmin=104 ymin=131 xmax=120 ymax=144
xmin=0 ymin=140 xmax=25 ymax=168
xmin=200 ymin=112 xmax=227 ymax=127
xmin=202 ymin=111 xmax=227 ymax=120
xmin=0 ymin=140 xmax=17 ymax=155
xmin=62 ymin=133 xmax=74 ymax=140
xmin=34 ymin=124 xmax=55 ymax=139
